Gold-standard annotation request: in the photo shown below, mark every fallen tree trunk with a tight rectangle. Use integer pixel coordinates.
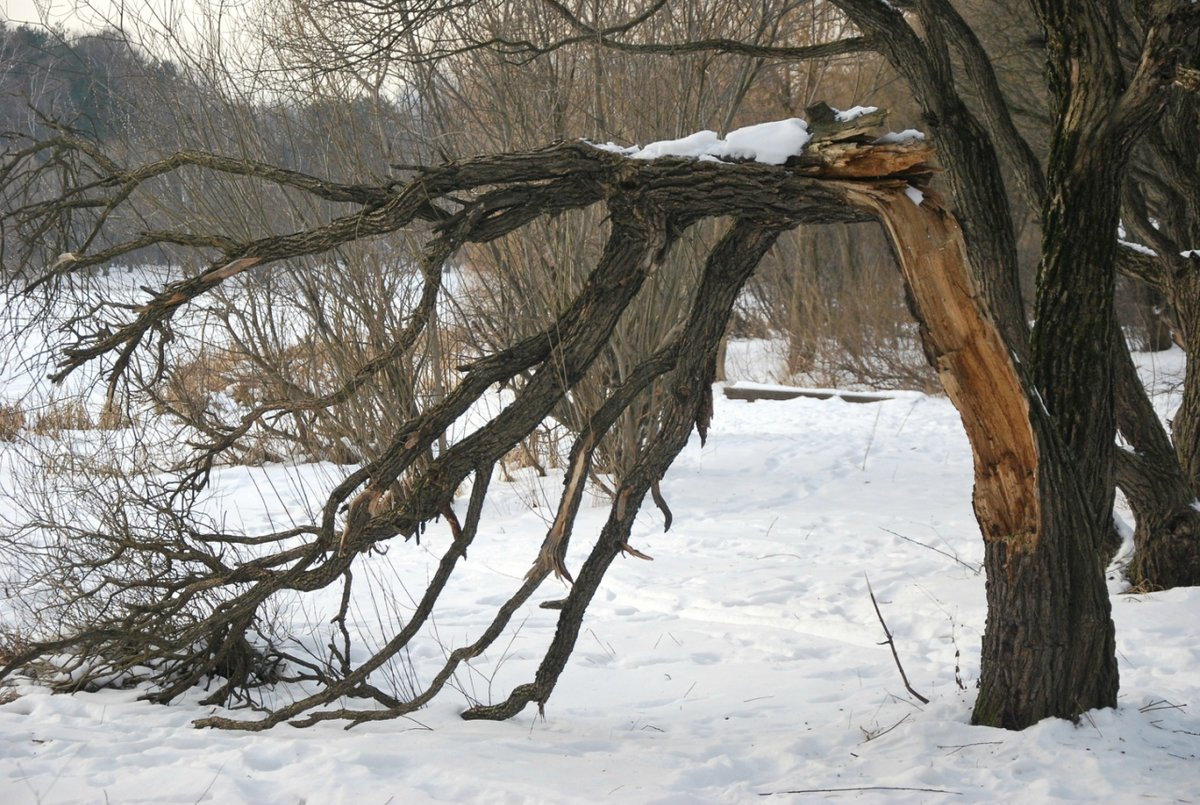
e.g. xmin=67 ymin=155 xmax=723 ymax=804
xmin=722 ymin=384 xmax=893 ymax=403
xmin=2 ymin=117 xmax=1116 ymax=731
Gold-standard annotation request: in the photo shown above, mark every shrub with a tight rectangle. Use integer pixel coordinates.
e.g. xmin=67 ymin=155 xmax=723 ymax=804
xmin=0 ymin=403 xmax=25 ymax=441
xmin=33 ymin=400 xmax=93 ymax=435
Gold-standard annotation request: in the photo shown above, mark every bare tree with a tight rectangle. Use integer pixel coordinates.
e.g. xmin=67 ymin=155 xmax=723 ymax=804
xmin=2 ymin=114 xmax=935 ymax=729
xmin=2 ymin=0 xmax=1198 ymax=734
xmin=443 ymin=0 xmax=1197 ymax=726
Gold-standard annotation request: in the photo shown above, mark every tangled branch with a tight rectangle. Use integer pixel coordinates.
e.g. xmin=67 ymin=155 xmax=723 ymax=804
xmin=1 ymin=117 xmax=935 ymax=729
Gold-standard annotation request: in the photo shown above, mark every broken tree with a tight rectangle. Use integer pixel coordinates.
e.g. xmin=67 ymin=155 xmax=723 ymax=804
xmin=0 ymin=94 xmax=1130 ymax=730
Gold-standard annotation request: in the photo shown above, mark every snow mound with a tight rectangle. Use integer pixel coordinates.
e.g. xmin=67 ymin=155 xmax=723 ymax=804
xmin=589 ymin=116 xmax=930 ymax=166
xmin=834 ymin=104 xmax=879 ymax=122
xmin=874 ymin=128 xmax=926 ymax=144
xmin=589 ymin=118 xmax=812 ymax=165
xmin=721 ymin=119 xmax=813 ymax=164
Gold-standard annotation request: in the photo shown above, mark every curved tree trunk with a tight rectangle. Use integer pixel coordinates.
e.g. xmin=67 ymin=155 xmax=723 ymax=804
xmin=1117 ymin=105 xmax=1200 ymax=588
xmin=845 ymin=183 xmax=1117 ymax=729
xmin=1167 ymin=284 xmax=1200 ymax=492
xmin=1026 ymin=0 xmax=1198 ymax=569
xmin=1115 ymin=336 xmax=1200 ymax=589
xmin=463 ymin=219 xmax=787 ymax=719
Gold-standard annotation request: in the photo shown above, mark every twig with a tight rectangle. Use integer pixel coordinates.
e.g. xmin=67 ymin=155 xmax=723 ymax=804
xmin=1139 ymin=699 xmax=1188 ymax=714
xmin=861 ymin=406 xmax=882 ymax=470
xmin=880 ymin=527 xmax=982 ymax=573
xmin=861 ymin=712 xmax=910 ymax=742
xmin=865 ymin=574 xmax=929 ymax=704
xmin=759 ymin=786 xmax=961 ymax=797
xmin=192 ymin=764 xmax=225 ymax=805
xmin=937 ymin=741 xmax=1003 ymax=754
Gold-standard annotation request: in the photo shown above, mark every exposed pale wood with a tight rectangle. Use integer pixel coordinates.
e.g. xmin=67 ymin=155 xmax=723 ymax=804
xmin=792 ymin=141 xmax=933 ymax=178
xmin=840 ymin=183 xmax=1039 ymax=550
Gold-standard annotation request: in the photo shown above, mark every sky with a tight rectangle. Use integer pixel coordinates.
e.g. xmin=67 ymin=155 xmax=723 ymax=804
xmin=2 ymin=0 xmax=259 ymax=69
xmin=3 ymin=0 xmax=128 ymax=30
xmin=1 ymin=0 xmax=251 ymax=35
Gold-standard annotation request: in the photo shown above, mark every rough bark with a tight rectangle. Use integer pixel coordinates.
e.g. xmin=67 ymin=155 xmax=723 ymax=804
xmin=818 ymin=2 xmax=1119 ymax=723
xmin=846 ymin=183 xmax=1117 ymax=729
xmin=1114 ymin=336 xmax=1200 ymax=589
xmin=11 ymin=57 xmax=1189 ymax=725
xmin=5 ymin=126 xmax=948 ymax=730
xmin=1163 ymin=274 xmax=1200 ymax=493
xmin=1034 ymin=2 xmax=1200 ymax=594
xmin=1113 ymin=242 xmax=1200 ymax=592
xmin=830 ymin=0 xmax=1031 ymax=356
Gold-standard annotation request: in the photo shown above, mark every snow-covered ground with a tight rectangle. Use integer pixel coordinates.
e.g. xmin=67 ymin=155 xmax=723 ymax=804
xmin=1 ymin=331 xmax=1198 ymax=803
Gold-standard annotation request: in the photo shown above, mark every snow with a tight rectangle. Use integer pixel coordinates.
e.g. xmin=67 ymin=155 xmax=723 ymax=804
xmin=722 ymin=119 xmax=812 ymax=165
xmin=618 ymin=118 xmax=812 ymax=166
xmin=1120 ymin=239 xmax=1158 ymax=257
xmin=835 ymin=105 xmax=879 ymax=122
xmin=874 ymin=129 xmax=926 ymax=144
xmin=633 ymin=129 xmax=726 ymax=161
xmin=2 ymin=316 xmax=1199 ymax=801
xmin=584 ymin=140 xmax=639 ymax=156
xmin=1117 ymin=240 xmax=1200 ymax=260
xmin=587 ymin=114 xmax=931 ymax=167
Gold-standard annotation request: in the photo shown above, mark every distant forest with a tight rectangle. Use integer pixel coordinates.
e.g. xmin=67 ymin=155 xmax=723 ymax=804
xmin=1 ymin=21 xmax=428 ymax=268
xmin=1 ymin=23 xmax=178 ymax=140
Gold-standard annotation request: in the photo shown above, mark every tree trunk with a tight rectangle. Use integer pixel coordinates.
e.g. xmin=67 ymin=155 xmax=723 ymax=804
xmin=971 ymin=462 xmax=1118 ymax=728
xmin=1115 ymin=257 xmax=1200 ymax=589
xmin=1116 ymin=159 xmax=1200 ymax=588
xmin=1115 ymin=335 xmax=1200 ymax=589
xmin=1006 ymin=128 xmax=1129 ymax=727
xmin=846 ymin=182 xmax=1117 ymax=729
xmin=1166 ymin=284 xmax=1200 ymax=493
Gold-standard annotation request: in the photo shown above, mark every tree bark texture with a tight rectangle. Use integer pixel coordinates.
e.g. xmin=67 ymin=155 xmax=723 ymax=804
xmin=1116 ymin=88 xmax=1200 ymax=587
xmin=1029 ymin=0 xmax=1199 ymax=548
xmin=1166 ymin=279 xmax=1200 ymax=492
xmin=1115 ymin=336 xmax=1200 ymax=589
xmin=844 ymin=184 xmax=1117 ymax=729
xmin=463 ymin=219 xmax=787 ymax=719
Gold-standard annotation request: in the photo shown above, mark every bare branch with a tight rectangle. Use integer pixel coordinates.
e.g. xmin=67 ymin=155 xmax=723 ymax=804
xmin=865 ymin=574 xmax=929 ymax=704
xmin=532 ymin=0 xmax=874 ymax=62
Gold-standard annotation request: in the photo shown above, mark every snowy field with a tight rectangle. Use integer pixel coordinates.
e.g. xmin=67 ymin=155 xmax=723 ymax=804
xmin=1 ymin=325 xmax=1198 ymax=803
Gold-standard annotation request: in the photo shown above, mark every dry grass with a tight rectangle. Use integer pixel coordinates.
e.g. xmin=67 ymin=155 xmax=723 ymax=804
xmin=33 ymin=400 xmax=93 ymax=435
xmin=0 ymin=630 xmax=53 ymax=694
xmin=156 ymin=331 xmax=472 ymax=467
xmin=0 ymin=631 xmax=27 ymax=701
xmin=159 ymin=349 xmax=250 ymax=418
xmin=743 ymin=223 xmax=940 ymax=393
xmin=0 ymin=403 xmax=25 ymax=441
xmin=97 ymin=402 xmax=128 ymax=430
xmin=165 ymin=343 xmax=334 ymax=413
xmin=501 ymin=432 xmax=551 ymax=481
xmin=159 ymin=344 xmax=370 ymax=465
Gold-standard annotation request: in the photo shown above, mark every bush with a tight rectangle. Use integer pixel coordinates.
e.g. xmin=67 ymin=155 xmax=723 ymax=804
xmin=33 ymin=400 xmax=93 ymax=435
xmin=0 ymin=403 xmax=25 ymax=441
